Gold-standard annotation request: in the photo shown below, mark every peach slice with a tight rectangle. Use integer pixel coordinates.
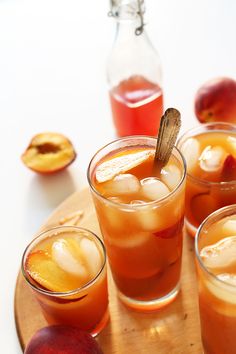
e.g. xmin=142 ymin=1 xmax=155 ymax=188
xmin=221 ymin=154 xmax=236 ymax=181
xmin=153 ymin=217 xmax=184 ymax=239
xmin=25 ymin=250 xmax=84 ymax=292
xmin=95 ymin=149 xmax=154 ymax=183
xmin=21 ymin=132 xmax=76 ymax=174
xmin=190 ymin=192 xmax=218 ymax=225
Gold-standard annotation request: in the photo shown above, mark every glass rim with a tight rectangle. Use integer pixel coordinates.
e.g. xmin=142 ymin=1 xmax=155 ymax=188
xmin=195 ymin=204 xmax=236 ymax=289
xmin=21 ymin=225 xmax=107 ymax=297
xmin=87 ymin=135 xmax=187 ymax=209
xmin=177 ymin=122 xmax=236 ymax=188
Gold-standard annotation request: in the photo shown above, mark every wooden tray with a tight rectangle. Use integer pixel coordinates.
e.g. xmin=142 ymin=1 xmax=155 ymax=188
xmin=14 ymin=188 xmax=203 ymax=353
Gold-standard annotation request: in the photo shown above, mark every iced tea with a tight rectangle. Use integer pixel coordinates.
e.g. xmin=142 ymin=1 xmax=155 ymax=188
xmin=88 ymin=136 xmax=186 ymax=311
xmin=22 ymin=226 xmax=109 ymax=336
xmin=109 ymin=75 xmax=163 ymax=136
xmin=178 ymin=123 xmax=236 ymax=236
xmin=196 ymin=205 xmax=236 ymax=354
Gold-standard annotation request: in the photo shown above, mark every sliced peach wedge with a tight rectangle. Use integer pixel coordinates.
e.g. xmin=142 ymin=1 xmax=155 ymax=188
xmin=190 ymin=192 xmax=218 ymax=225
xmin=21 ymin=132 xmax=76 ymax=174
xmin=25 ymin=250 xmax=85 ymax=293
xmin=95 ymin=149 xmax=154 ymax=183
xmin=221 ymin=154 xmax=236 ymax=181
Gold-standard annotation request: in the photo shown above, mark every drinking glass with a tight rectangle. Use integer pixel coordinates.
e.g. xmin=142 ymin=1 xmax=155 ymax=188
xmin=178 ymin=122 xmax=236 ymax=237
xmin=22 ymin=226 xmax=109 ymax=336
xmin=87 ymin=136 xmax=186 ymax=311
xmin=195 ymin=205 xmax=236 ymax=354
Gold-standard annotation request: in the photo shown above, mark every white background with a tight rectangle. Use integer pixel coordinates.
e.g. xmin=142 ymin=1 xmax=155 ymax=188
xmin=0 ymin=0 xmax=236 ymax=352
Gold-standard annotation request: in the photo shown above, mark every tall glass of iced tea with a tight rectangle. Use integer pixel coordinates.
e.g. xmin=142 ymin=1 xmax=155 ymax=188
xmin=22 ymin=226 xmax=109 ymax=336
xmin=178 ymin=122 xmax=236 ymax=237
xmin=87 ymin=136 xmax=186 ymax=311
xmin=195 ymin=204 xmax=236 ymax=354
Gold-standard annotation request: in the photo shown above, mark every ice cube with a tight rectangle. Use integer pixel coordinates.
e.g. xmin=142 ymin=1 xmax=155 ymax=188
xmin=141 ymin=177 xmax=170 ymax=201
xmin=52 ymin=239 xmax=87 ymax=278
xmin=173 ymin=198 xmax=185 ymax=218
xmin=205 ymin=278 xmax=236 ymax=305
xmin=222 ymin=219 xmax=236 ymax=235
xmin=137 ymin=206 xmax=163 ymax=232
xmin=180 ymin=137 xmax=200 ymax=172
xmin=103 ymin=202 xmax=126 ymax=231
xmin=217 ymin=273 xmax=236 ymax=286
xmin=109 ymin=231 xmax=151 ymax=248
xmin=227 ymin=136 xmax=236 ymax=154
xmin=96 ymin=149 xmax=155 ymax=183
xmin=199 ymin=145 xmax=225 ymax=172
xmin=200 ymin=236 xmax=236 ymax=271
xmin=161 ymin=164 xmax=181 ymax=190
xmin=130 ymin=200 xmax=146 ymax=205
xmin=104 ymin=173 xmax=140 ymax=196
xmin=80 ymin=238 xmax=102 ymax=277
xmin=108 ymin=196 xmax=123 ymax=203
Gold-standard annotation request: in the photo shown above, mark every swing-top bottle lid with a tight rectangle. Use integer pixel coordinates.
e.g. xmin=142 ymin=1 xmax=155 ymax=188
xmin=109 ymin=0 xmax=145 ymax=35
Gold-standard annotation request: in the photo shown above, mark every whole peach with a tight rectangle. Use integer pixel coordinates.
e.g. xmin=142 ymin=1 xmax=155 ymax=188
xmin=24 ymin=325 xmax=103 ymax=354
xmin=194 ymin=77 xmax=236 ymax=123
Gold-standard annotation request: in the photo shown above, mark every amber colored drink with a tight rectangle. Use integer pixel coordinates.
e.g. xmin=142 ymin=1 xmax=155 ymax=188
xmin=178 ymin=123 xmax=236 ymax=237
xmin=88 ymin=136 xmax=186 ymax=311
xmin=196 ymin=205 xmax=236 ymax=354
xmin=109 ymin=75 xmax=163 ymax=137
xmin=22 ymin=226 xmax=109 ymax=336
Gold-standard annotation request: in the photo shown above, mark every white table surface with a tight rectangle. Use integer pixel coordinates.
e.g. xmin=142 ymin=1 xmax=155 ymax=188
xmin=1 ymin=0 xmax=236 ymax=352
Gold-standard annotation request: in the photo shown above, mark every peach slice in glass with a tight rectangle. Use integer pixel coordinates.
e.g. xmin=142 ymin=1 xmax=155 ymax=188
xmin=221 ymin=155 xmax=236 ymax=181
xmin=95 ymin=149 xmax=154 ymax=183
xmin=190 ymin=192 xmax=218 ymax=224
xmin=25 ymin=250 xmax=87 ymax=292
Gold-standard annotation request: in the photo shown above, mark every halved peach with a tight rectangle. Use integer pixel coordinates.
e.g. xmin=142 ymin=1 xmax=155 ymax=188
xmin=21 ymin=132 xmax=76 ymax=174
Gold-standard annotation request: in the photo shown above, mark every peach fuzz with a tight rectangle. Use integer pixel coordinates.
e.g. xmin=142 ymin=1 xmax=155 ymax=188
xmin=24 ymin=325 xmax=103 ymax=354
xmin=195 ymin=77 xmax=236 ymax=124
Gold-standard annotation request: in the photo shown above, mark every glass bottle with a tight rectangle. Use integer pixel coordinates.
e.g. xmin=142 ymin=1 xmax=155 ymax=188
xmin=107 ymin=0 xmax=163 ymax=137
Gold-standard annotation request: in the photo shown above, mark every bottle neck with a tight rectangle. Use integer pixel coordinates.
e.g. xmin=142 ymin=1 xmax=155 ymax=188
xmin=110 ymin=0 xmax=145 ymax=36
xmin=115 ymin=19 xmax=146 ymax=43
